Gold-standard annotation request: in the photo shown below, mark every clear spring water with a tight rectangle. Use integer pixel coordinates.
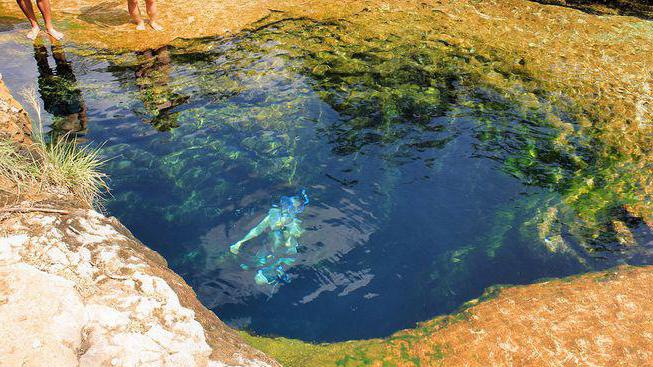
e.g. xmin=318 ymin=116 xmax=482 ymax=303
xmin=1 ymin=19 xmax=652 ymax=342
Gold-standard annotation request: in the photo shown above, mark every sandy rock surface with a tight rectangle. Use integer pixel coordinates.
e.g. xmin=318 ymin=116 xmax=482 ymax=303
xmin=0 ymin=80 xmax=32 ymax=145
xmin=0 ymin=0 xmax=374 ymax=50
xmin=0 ymin=207 xmax=280 ymax=367
xmin=0 ymin=263 xmax=84 ymax=367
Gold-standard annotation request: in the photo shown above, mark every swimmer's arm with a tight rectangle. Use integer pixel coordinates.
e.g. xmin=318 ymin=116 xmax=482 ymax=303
xmin=230 ymin=216 xmax=270 ymax=254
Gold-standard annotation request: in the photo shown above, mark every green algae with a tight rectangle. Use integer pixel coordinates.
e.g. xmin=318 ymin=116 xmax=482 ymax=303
xmin=240 ymin=332 xmax=370 ymax=367
xmin=9 ymin=10 xmax=644 ymax=275
xmin=17 ymin=12 xmax=652 ymax=355
xmin=243 ymin=265 xmax=640 ymax=366
xmin=263 ymin=20 xmax=652 ymax=257
xmin=70 ymin=17 xmax=650 ymax=282
xmin=241 ymin=285 xmax=499 ymax=366
xmin=242 ymin=330 xmax=442 ymax=367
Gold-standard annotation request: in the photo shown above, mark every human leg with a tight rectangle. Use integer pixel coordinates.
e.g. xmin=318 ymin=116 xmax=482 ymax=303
xmin=127 ymin=0 xmax=145 ymax=30
xmin=35 ymin=0 xmax=63 ymax=40
xmin=15 ymin=0 xmax=40 ymax=39
xmin=144 ymin=0 xmax=163 ymax=31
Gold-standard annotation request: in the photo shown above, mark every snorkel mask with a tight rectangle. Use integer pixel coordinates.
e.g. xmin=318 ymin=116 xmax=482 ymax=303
xmin=280 ymin=189 xmax=309 ymax=216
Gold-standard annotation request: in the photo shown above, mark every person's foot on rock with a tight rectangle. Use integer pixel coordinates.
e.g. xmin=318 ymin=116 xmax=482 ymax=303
xmin=150 ymin=21 xmax=164 ymax=31
xmin=46 ymin=28 xmax=64 ymax=41
xmin=26 ymin=26 xmax=40 ymax=40
xmin=136 ymin=21 xmax=146 ymax=31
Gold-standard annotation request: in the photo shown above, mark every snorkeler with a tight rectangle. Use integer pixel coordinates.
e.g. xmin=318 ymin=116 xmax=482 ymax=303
xmin=230 ymin=190 xmax=309 ymax=285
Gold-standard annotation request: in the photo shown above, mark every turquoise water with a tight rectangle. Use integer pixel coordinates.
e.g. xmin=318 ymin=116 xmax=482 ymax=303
xmin=1 ymin=20 xmax=652 ymax=342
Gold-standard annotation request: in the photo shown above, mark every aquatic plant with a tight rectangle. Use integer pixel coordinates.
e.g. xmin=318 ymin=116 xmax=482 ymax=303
xmin=69 ymin=16 xmax=650 ymax=276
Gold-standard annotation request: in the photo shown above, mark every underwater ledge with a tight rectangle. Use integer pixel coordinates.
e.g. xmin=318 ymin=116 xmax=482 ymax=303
xmin=2 ymin=79 xmax=653 ymax=366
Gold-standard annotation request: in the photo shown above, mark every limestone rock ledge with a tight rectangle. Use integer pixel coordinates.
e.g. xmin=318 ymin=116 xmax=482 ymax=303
xmin=0 ymin=206 xmax=280 ymax=367
xmin=0 ymin=79 xmax=32 ymax=146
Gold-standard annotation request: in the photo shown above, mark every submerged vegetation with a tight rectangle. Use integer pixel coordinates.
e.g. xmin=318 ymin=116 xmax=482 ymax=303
xmin=13 ymin=0 xmax=644 ymax=265
xmin=0 ymin=0 xmax=651 ymax=354
xmin=54 ymin=15 xmax=646 ymax=340
xmin=121 ymin=16 xmax=649 ymax=259
xmin=0 ymin=6 xmax=645 ymax=340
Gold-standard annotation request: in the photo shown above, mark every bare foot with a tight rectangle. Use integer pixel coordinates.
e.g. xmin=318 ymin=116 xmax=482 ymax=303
xmin=46 ymin=28 xmax=64 ymax=41
xmin=150 ymin=21 xmax=164 ymax=31
xmin=136 ymin=21 xmax=146 ymax=31
xmin=26 ymin=26 xmax=40 ymax=40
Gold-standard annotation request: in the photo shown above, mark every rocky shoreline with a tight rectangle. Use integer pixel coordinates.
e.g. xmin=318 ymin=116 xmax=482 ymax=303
xmin=0 ymin=206 xmax=281 ymax=366
xmin=0 ymin=84 xmax=280 ymax=367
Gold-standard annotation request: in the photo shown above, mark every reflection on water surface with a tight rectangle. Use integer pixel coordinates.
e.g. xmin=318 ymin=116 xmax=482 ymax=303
xmin=1 ymin=19 xmax=651 ymax=342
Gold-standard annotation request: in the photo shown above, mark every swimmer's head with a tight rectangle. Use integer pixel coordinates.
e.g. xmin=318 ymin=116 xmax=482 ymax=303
xmin=280 ymin=190 xmax=309 ymax=215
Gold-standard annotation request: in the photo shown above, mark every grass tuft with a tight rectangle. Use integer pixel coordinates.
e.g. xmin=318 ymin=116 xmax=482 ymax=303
xmin=19 ymin=86 xmax=43 ymax=135
xmin=0 ymin=86 xmax=109 ymax=207
xmin=40 ymin=137 xmax=109 ymax=207
xmin=0 ymin=140 xmax=37 ymax=195
xmin=0 ymin=137 xmax=108 ymax=208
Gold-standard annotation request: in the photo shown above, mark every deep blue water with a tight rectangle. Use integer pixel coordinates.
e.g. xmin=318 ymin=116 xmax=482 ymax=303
xmin=1 ymin=20 xmax=651 ymax=342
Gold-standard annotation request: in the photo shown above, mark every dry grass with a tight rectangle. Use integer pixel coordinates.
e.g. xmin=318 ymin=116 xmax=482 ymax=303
xmin=1 ymin=86 xmax=107 ymax=208
xmin=0 ymin=137 xmax=108 ymax=208
xmin=0 ymin=87 xmax=109 ymax=207
xmin=40 ymin=137 xmax=108 ymax=207
xmin=0 ymin=140 xmax=38 ymax=196
xmin=18 ymin=86 xmax=41 ymax=133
